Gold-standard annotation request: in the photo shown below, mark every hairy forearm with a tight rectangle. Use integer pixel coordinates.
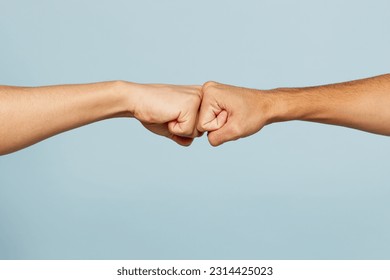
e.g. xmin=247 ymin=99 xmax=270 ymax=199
xmin=0 ymin=81 xmax=133 ymax=155
xmin=267 ymin=74 xmax=390 ymax=136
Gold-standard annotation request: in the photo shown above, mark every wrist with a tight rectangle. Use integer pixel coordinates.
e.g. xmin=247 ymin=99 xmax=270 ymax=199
xmin=113 ymin=80 xmax=143 ymax=118
xmin=263 ymin=87 xmax=312 ymax=124
xmin=254 ymin=89 xmax=289 ymax=126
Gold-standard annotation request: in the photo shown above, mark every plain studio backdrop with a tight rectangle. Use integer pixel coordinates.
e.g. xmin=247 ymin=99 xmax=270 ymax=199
xmin=0 ymin=0 xmax=389 ymax=259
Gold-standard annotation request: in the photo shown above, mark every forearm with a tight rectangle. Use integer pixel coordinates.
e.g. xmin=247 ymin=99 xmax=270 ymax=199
xmin=267 ymin=74 xmax=390 ymax=136
xmin=0 ymin=81 xmax=134 ymax=155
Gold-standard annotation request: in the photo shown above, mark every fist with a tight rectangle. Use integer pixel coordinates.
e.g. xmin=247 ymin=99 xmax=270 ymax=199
xmin=130 ymin=83 xmax=203 ymax=146
xmin=197 ymin=81 xmax=273 ymax=146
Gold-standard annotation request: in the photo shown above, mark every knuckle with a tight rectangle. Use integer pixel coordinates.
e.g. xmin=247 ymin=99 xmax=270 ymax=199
xmin=184 ymin=91 xmax=201 ymax=108
xmin=193 ymin=87 xmax=203 ymax=99
xmin=181 ymin=139 xmax=193 ymax=147
xmin=180 ymin=125 xmax=193 ymax=136
xmin=210 ymin=141 xmax=219 ymax=147
xmin=229 ymin=123 xmax=242 ymax=137
xmin=208 ymin=133 xmax=222 ymax=147
xmin=208 ymin=137 xmax=220 ymax=147
xmin=197 ymin=131 xmax=205 ymax=138
xmin=190 ymin=91 xmax=202 ymax=104
xmin=197 ymin=122 xmax=207 ymax=133
xmin=202 ymin=81 xmax=218 ymax=92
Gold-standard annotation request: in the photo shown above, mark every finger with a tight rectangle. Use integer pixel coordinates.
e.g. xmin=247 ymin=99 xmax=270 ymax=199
xmin=197 ymin=102 xmax=227 ymax=132
xmin=168 ymin=119 xmax=196 ymax=137
xmin=193 ymin=109 xmax=205 ymax=138
xmin=171 ymin=134 xmax=194 ymax=146
xmin=207 ymin=122 xmax=240 ymax=147
xmin=168 ymin=99 xmax=200 ymax=137
xmin=200 ymin=110 xmax=228 ymax=131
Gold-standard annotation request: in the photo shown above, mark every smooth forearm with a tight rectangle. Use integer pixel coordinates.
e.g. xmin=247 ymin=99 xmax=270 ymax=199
xmin=266 ymin=74 xmax=390 ymax=136
xmin=0 ymin=81 xmax=134 ymax=155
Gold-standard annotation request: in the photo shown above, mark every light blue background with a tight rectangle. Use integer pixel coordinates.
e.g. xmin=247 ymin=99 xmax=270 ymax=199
xmin=0 ymin=0 xmax=389 ymax=259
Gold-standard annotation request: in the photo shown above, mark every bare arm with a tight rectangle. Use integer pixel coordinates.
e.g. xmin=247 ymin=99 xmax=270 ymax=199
xmin=198 ymin=74 xmax=390 ymax=146
xmin=271 ymin=74 xmax=390 ymax=136
xmin=0 ymin=81 xmax=202 ymax=155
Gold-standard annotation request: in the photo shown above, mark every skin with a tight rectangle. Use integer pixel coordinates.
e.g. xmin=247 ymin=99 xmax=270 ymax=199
xmin=0 ymin=81 xmax=202 ymax=155
xmin=1 ymin=74 xmax=389 ymax=154
xmin=198 ymin=74 xmax=390 ymax=146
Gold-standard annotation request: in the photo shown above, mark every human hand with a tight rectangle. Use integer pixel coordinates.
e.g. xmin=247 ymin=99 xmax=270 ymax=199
xmin=197 ymin=81 xmax=274 ymax=146
xmin=127 ymin=83 xmax=203 ymax=146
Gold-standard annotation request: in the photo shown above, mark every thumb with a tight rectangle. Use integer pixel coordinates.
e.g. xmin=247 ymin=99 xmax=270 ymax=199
xmin=168 ymin=118 xmax=196 ymax=137
xmin=207 ymin=121 xmax=240 ymax=147
xmin=197 ymin=104 xmax=228 ymax=132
